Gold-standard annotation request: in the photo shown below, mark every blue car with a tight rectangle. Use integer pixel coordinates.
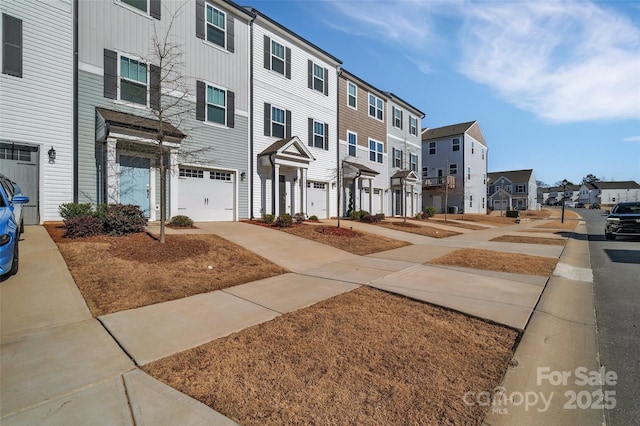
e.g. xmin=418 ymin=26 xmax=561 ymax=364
xmin=0 ymin=173 xmax=29 ymax=278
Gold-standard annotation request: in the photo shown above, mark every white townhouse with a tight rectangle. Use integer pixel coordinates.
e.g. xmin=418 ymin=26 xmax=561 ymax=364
xmin=421 ymin=121 xmax=488 ymax=214
xmin=0 ymin=0 xmax=74 ymax=223
xmin=385 ymin=93 xmax=424 ymax=217
xmin=595 ymin=181 xmax=640 ymax=206
xmin=77 ymin=0 xmax=253 ymax=222
xmin=248 ymin=8 xmax=341 ymax=219
xmin=578 ymin=183 xmax=599 ymax=205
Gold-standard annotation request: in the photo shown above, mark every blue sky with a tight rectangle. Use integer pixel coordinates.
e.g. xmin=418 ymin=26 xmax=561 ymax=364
xmin=243 ymin=0 xmax=640 ymax=186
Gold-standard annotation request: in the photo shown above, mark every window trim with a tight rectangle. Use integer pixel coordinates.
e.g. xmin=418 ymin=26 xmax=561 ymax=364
xmin=369 ymin=139 xmax=383 ymax=164
xmin=449 ymin=163 xmax=458 ymax=176
xmin=347 ymin=81 xmax=357 ymax=109
xmin=312 ymin=119 xmax=326 ymax=149
xmin=428 ymin=141 xmax=436 ymax=155
xmin=205 ymin=84 xmax=227 ymax=126
xmin=393 ymin=147 xmax=402 ymax=168
xmin=311 ymin=62 xmax=326 ymax=94
xmin=392 ymin=107 xmax=403 ymax=129
xmin=118 ymin=53 xmax=149 ymax=107
xmin=410 ymin=153 xmax=418 ymax=172
xmin=271 ymin=105 xmax=286 ymax=139
xmin=205 ymin=3 xmax=227 ymax=49
xmin=2 ymin=13 xmax=22 ymax=78
xmin=368 ymin=93 xmax=384 ymax=121
xmin=271 ymin=39 xmax=286 ymax=76
xmin=347 ymin=131 xmax=357 ymax=157
xmin=117 ymin=0 xmax=151 ymax=17
xmin=452 ymin=138 xmax=460 ymax=152
xmin=409 ymin=116 xmax=417 ymax=136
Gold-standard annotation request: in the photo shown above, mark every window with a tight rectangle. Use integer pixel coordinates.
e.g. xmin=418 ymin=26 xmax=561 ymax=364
xmin=393 ymin=148 xmax=402 ymax=168
xmin=271 ymin=40 xmax=285 ymax=75
xmin=347 ymin=82 xmax=357 ymax=108
xmin=483 ymin=173 xmax=486 ymax=184
xmin=467 ymin=167 xmax=471 ymax=180
xmin=2 ymin=14 xmax=22 ymax=78
xmin=471 ymin=141 xmax=475 ymax=154
xmin=206 ymin=4 xmax=226 ymax=48
xmin=410 ymin=153 xmax=418 ymax=172
xmin=516 ymin=184 xmax=526 ymax=193
xmin=452 ymin=138 xmax=460 ymax=152
xmin=313 ymin=120 xmax=326 ymax=149
xmin=271 ymin=106 xmax=285 ymax=138
xmin=120 ymin=56 xmax=148 ymax=105
xmin=369 ymin=140 xmax=383 ymax=163
xmin=470 ymin=195 xmax=473 ymax=208
xmin=410 ymin=116 xmax=418 ymax=136
xmin=422 ymin=167 xmax=428 ymax=179
xmin=393 ymin=107 xmax=403 ymax=129
xmin=369 ymin=94 xmax=383 ymax=120
xmin=449 ymin=163 xmax=457 ymax=175
xmin=180 ymin=168 xmax=204 ymax=178
xmin=0 ymin=146 xmax=30 ymax=161
xmin=206 ymin=85 xmax=226 ymax=125
xmin=482 ymin=148 xmax=485 ymax=160
xmin=121 ymin=0 xmax=148 ymax=13
xmin=482 ymin=197 xmax=485 ymax=208
xmin=313 ymin=63 xmax=325 ymax=93
xmin=347 ymin=131 xmax=357 ymax=157
xmin=429 ymin=141 xmax=436 ymax=155
xmin=210 ymin=171 xmax=231 ymax=181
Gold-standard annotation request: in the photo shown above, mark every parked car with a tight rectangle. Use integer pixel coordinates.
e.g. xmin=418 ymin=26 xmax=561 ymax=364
xmin=575 ymin=202 xmax=585 ymax=208
xmin=605 ymin=202 xmax=640 ymax=240
xmin=589 ymin=203 xmax=601 ymax=209
xmin=564 ymin=201 xmax=577 ymax=208
xmin=0 ymin=173 xmax=29 ymax=278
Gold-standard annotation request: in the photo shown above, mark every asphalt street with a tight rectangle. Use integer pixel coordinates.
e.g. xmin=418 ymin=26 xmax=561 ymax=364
xmin=579 ymin=207 xmax=640 ymax=426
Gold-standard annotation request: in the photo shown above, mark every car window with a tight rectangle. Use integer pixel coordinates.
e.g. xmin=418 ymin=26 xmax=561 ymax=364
xmin=0 ymin=179 xmax=13 ymax=201
xmin=613 ymin=203 xmax=640 ymax=214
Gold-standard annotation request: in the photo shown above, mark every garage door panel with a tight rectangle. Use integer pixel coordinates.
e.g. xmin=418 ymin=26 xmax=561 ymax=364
xmin=178 ymin=168 xmax=235 ymax=221
xmin=0 ymin=144 xmax=39 ymax=224
xmin=307 ymin=181 xmax=328 ymax=219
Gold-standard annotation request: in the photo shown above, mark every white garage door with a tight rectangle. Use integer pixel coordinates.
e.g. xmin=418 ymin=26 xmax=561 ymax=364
xmin=0 ymin=143 xmax=39 ymax=224
xmin=178 ymin=168 xmax=235 ymax=221
xmin=307 ymin=181 xmax=328 ymax=219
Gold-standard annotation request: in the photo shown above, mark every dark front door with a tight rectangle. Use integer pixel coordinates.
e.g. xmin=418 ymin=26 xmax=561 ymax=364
xmin=279 ymin=175 xmax=286 ymax=215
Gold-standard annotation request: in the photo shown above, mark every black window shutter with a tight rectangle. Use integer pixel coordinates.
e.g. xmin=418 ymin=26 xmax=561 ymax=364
xmin=226 ymin=90 xmax=235 ymax=128
xmin=149 ymin=64 xmax=160 ymax=110
xmin=308 ymin=118 xmax=313 ymax=147
xmin=323 ymin=68 xmax=329 ymax=96
xmin=285 ymin=110 xmax=292 ymax=138
xmin=2 ymin=14 xmax=22 ymax=78
xmin=226 ymin=13 xmax=234 ymax=53
xmin=264 ymin=103 xmax=271 ymax=136
xmin=400 ymin=110 xmax=403 ymax=130
xmin=285 ymin=47 xmax=291 ymax=79
xmin=307 ymin=60 xmax=312 ymax=89
xmin=263 ymin=35 xmax=271 ymax=70
xmin=324 ymin=123 xmax=329 ymax=150
xmin=195 ymin=0 xmax=205 ymax=40
xmin=196 ymin=80 xmax=205 ymax=121
xmin=150 ymin=0 xmax=161 ymax=20
xmin=103 ymin=49 xmax=118 ymax=99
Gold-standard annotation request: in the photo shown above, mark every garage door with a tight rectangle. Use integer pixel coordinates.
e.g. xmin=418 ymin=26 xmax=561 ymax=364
xmin=307 ymin=181 xmax=328 ymax=219
xmin=0 ymin=143 xmax=39 ymax=224
xmin=178 ymin=168 xmax=235 ymax=221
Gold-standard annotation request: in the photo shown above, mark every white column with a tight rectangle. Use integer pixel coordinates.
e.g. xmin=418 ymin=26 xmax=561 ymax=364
xmin=106 ymin=137 xmax=118 ymax=203
xmin=273 ymin=163 xmax=280 ymax=216
xmin=369 ymin=179 xmax=373 ymax=213
xmin=169 ymin=149 xmax=179 ymax=220
xmin=301 ymin=168 xmax=307 ymax=216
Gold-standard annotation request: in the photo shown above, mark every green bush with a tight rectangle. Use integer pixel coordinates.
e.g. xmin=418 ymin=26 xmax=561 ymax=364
xmin=59 ymin=202 xmax=94 ymax=220
xmin=63 ymin=216 xmax=103 ymax=239
xmin=94 ymin=203 xmax=109 ymax=221
xmin=309 ymin=215 xmax=319 ymax=221
xmin=423 ymin=206 xmax=436 ymax=218
xmin=375 ymin=213 xmax=385 ymax=221
xmin=293 ymin=212 xmax=305 ymax=224
xmin=102 ymin=204 xmax=147 ymax=236
xmin=506 ymin=210 xmax=520 ymax=218
xmin=275 ymin=213 xmax=293 ymax=228
xmin=349 ymin=210 xmax=369 ymax=221
xmin=416 ymin=213 xmax=423 ymax=220
xmin=170 ymin=215 xmax=193 ymax=227
xmin=361 ymin=213 xmax=383 ymax=223
xmin=263 ymin=214 xmax=275 ymax=224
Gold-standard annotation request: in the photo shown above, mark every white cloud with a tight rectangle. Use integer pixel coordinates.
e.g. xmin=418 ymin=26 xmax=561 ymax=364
xmin=623 ymin=136 xmax=640 ymax=142
xmin=458 ymin=1 xmax=640 ymax=123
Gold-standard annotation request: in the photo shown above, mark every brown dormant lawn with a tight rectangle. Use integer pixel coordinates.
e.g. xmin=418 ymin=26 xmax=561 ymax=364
xmin=422 ymin=219 xmax=487 ymax=231
xmin=376 ymin=221 xmax=461 ymax=238
xmin=44 ymin=223 xmax=287 ymax=316
xmin=429 ymin=248 xmax=558 ymax=276
xmin=144 ymin=286 xmax=519 ymax=425
xmin=490 ymin=235 xmax=567 ymax=246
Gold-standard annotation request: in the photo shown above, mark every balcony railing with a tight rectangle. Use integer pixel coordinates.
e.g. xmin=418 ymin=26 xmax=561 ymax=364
xmin=423 ymin=176 xmax=456 ymax=189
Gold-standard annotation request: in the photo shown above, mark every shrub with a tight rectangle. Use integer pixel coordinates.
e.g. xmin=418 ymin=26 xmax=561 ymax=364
xmin=416 ymin=213 xmax=423 ymax=220
xmin=349 ymin=210 xmax=369 ymax=221
xmin=275 ymin=213 xmax=293 ymax=228
xmin=293 ymin=212 xmax=306 ymax=224
xmin=170 ymin=215 xmax=193 ymax=227
xmin=102 ymin=204 xmax=147 ymax=236
xmin=423 ymin=207 xmax=436 ymax=218
xmin=309 ymin=215 xmax=319 ymax=221
xmin=375 ymin=213 xmax=385 ymax=221
xmin=63 ymin=216 xmax=103 ymax=239
xmin=94 ymin=203 xmax=109 ymax=221
xmin=263 ymin=214 xmax=275 ymax=224
xmin=361 ymin=213 xmax=383 ymax=223
xmin=59 ymin=202 xmax=94 ymax=220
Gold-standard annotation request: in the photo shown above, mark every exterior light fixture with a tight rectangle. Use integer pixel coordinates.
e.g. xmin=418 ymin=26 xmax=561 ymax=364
xmin=240 ymin=171 xmax=246 ymax=181
xmin=48 ymin=146 xmax=56 ymax=164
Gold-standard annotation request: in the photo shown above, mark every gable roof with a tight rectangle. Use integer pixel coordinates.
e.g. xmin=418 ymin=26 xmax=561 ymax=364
xmin=595 ymin=181 xmax=640 ymax=190
xmin=383 ymin=91 xmax=425 ymax=118
xmin=96 ymin=107 xmax=186 ymax=140
xmin=258 ymin=136 xmax=315 ymax=161
xmin=488 ymin=169 xmax=534 ymax=184
xmin=421 ymin=120 xmax=486 ymax=146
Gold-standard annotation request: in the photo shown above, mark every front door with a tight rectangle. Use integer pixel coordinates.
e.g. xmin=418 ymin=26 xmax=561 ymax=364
xmin=279 ymin=175 xmax=286 ymax=216
xmin=119 ymin=155 xmax=151 ymax=217
xmin=394 ymin=189 xmax=402 ymax=216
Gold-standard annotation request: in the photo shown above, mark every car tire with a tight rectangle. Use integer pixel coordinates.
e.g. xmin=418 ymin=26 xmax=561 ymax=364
xmin=9 ymin=239 xmax=19 ymax=275
xmin=605 ymin=233 xmax=616 ymax=241
xmin=20 ymin=220 xmax=24 ymax=234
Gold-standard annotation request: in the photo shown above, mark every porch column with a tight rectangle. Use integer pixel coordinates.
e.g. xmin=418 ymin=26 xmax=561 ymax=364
xmin=369 ymin=179 xmax=373 ymax=213
xmin=106 ymin=137 xmax=118 ymax=203
xmin=169 ymin=150 xmax=179 ymax=220
xmin=273 ymin=163 xmax=280 ymax=216
xmin=301 ymin=168 xmax=307 ymax=216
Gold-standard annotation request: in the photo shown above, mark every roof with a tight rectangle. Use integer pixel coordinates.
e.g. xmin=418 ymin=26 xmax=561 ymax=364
xmin=96 ymin=108 xmax=186 ymax=139
xmin=247 ymin=8 xmax=342 ymax=66
xmin=391 ymin=170 xmax=419 ymax=180
xmin=343 ymin=160 xmax=379 ymax=176
xmin=339 ymin=68 xmax=386 ymax=98
xmin=488 ymin=169 xmax=534 ymax=184
xmin=258 ymin=136 xmax=315 ymax=161
xmin=421 ymin=120 xmax=487 ymax=146
xmin=583 ymin=183 xmax=599 ymax=190
xmin=595 ymin=181 xmax=640 ymax=190
xmin=382 ymin=91 xmax=425 ymax=118
xmin=259 ymin=137 xmax=296 ymax=156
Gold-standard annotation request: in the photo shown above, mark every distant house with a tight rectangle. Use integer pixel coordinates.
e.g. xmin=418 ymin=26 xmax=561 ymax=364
xmin=564 ymin=185 xmax=581 ymax=203
xmin=487 ymin=169 xmax=538 ymax=211
xmin=537 ymin=187 xmax=550 ymax=205
xmin=594 ymin=181 xmax=640 ymax=206
xmin=421 ymin=121 xmax=488 ymax=214
xmin=578 ymin=183 xmax=599 ymax=205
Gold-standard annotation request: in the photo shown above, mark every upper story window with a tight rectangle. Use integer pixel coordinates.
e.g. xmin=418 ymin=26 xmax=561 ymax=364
xmin=449 ymin=163 xmax=458 ymax=175
xmin=410 ymin=153 xmax=418 ymax=172
xmin=206 ymin=85 xmax=226 ymax=125
xmin=2 ymin=14 xmax=22 ymax=78
xmin=347 ymin=82 xmax=357 ymax=109
xmin=369 ymin=140 xmax=383 ymax=163
xmin=312 ymin=120 xmax=326 ymax=149
xmin=467 ymin=166 xmax=471 ymax=180
xmin=122 ymin=0 xmax=148 ymax=13
xmin=312 ymin=62 xmax=325 ymax=93
xmin=471 ymin=141 xmax=475 ymax=154
xmin=409 ymin=116 xmax=418 ymax=136
xmin=516 ymin=184 xmax=526 ymax=193
xmin=393 ymin=107 xmax=403 ymax=129
xmin=422 ymin=167 xmax=428 ymax=179
xmin=347 ymin=131 xmax=357 ymax=157
xmin=482 ymin=148 xmax=485 ymax=160
xmin=120 ymin=56 xmax=148 ymax=106
xmin=206 ymin=4 xmax=226 ymax=48
xmin=271 ymin=40 xmax=285 ymax=75
xmin=393 ymin=148 xmax=402 ymax=168
xmin=196 ymin=81 xmax=235 ymax=127
xmin=272 ymin=106 xmax=285 ymax=138
xmin=369 ymin=94 xmax=383 ymax=121
xmin=452 ymin=138 xmax=460 ymax=152
xmin=429 ymin=141 xmax=436 ymax=155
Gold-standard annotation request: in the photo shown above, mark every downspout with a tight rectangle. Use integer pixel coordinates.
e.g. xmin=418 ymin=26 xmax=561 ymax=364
xmin=73 ymin=0 xmax=79 ymax=202
xmin=336 ymin=66 xmax=342 ymax=225
xmin=248 ymin=13 xmax=256 ymax=219
xmin=269 ymin=153 xmax=276 ymax=215
xmin=353 ymin=169 xmax=362 ymax=212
